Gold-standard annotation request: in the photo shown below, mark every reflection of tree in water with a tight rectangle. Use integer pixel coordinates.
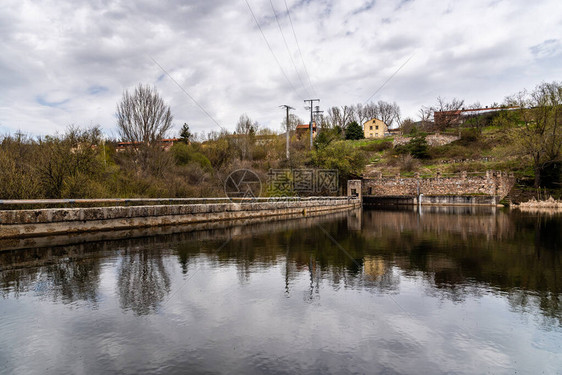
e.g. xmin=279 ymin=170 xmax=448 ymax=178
xmin=45 ymin=258 xmax=101 ymax=304
xmin=0 ymin=268 xmax=36 ymax=299
xmin=0 ymin=247 xmax=102 ymax=305
xmin=168 ymin=210 xmax=561 ymax=325
xmin=171 ymin=221 xmax=402 ymax=300
xmin=362 ymin=209 xmax=562 ymax=324
xmin=118 ymin=248 xmax=171 ymax=315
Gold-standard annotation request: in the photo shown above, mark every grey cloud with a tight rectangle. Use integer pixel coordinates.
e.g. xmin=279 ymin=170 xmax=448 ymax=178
xmin=1 ymin=0 xmax=561 ymax=136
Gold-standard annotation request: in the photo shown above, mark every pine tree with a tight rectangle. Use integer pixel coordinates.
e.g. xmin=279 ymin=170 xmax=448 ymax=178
xmin=345 ymin=121 xmax=364 ymax=140
xmin=179 ymin=123 xmax=192 ymax=143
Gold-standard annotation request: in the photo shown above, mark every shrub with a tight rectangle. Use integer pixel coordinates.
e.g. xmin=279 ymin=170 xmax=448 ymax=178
xmin=459 ymin=128 xmax=480 ymax=144
xmin=172 ymin=142 xmax=213 ymax=172
xmin=360 ymin=140 xmax=393 ymax=152
xmin=398 ymin=154 xmax=420 ymax=172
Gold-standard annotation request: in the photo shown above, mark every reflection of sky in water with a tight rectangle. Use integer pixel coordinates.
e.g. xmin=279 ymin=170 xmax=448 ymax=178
xmin=0 ymin=209 xmax=561 ymax=374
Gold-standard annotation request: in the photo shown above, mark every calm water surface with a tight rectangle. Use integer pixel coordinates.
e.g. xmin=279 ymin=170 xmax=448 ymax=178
xmin=0 ymin=207 xmax=561 ymax=374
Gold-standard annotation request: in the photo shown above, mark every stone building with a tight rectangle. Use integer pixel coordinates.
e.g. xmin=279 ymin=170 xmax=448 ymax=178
xmin=363 ymin=118 xmax=388 ymax=138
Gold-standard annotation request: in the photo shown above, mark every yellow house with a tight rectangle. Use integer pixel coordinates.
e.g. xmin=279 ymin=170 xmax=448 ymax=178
xmin=363 ymin=118 xmax=388 ymax=138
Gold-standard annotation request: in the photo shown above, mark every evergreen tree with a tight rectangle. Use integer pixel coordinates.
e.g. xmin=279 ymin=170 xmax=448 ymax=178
xmin=408 ymin=135 xmax=429 ymax=159
xmin=179 ymin=123 xmax=192 ymax=143
xmin=345 ymin=121 xmax=363 ymax=140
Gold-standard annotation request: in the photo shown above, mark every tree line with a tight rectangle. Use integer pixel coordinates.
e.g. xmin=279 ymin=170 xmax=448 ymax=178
xmin=1 ymin=81 xmax=560 ymax=199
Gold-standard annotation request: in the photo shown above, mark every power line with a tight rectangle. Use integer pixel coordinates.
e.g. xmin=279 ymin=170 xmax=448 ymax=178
xmin=270 ymin=0 xmax=310 ymax=98
xmin=284 ymin=0 xmax=317 ymax=97
xmin=363 ymin=54 xmax=414 ymax=104
xmin=243 ymin=0 xmax=298 ymax=93
xmin=149 ymin=56 xmax=225 ymax=131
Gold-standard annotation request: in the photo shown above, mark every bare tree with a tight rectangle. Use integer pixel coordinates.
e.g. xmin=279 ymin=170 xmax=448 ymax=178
xmin=359 ymin=101 xmax=400 ymax=128
xmin=341 ymin=105 xmax=355 ymax=129
xmin=280 ymin=113 xmax=303 ymax=132
xmin=236 ymin=113 xmax=257 ymax=135
xmin=355 ymin=103 xmax=370 ymax=126
xmin=506 ymin=82 xmax=562 ymax=187
xmin=116 ymin=84 xmax=173 ymax=144
xmin=418 ymin=106 xmax=433 ymax=130
xmin=326 ymin=106 xmax=343 ymax=129
xmin=432 ymin=96 xmax=465 ymax=130
xmin=400 ymin=118 xmax=416 ymax=134
xmin=363 ymin=102 xmax=380 ymax=122
xmin=376 ymin=100 xmax=401 ymax=128
xmin=235 ymin=114 xmax=258 ymax=160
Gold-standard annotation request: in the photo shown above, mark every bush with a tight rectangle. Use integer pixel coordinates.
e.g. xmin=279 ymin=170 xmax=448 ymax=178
xmin=397 ymin=154 xmax=420 ymax=172
xmin=459 ymin=128 xmax=480 ymax=145
xmin=190 ymin=152 xmax=212 ymax=172
xmin=171 ymin=142 xmax=191 ymax=165
xmin=172 ymin=142 xmax=213 ymax=172
xmin=311 ymin=141 xmax=367 ymax=189
xmin=360 ymin=140 xmax=393 ymax=152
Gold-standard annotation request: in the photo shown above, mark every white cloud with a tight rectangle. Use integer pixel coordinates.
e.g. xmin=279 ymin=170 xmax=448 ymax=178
xmin=1 ymin=0 xmax=561 ymax=137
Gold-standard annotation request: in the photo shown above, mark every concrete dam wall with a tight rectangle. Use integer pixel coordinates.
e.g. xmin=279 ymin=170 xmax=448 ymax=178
xmin=0 ymin=198 xmax=360 ymax=240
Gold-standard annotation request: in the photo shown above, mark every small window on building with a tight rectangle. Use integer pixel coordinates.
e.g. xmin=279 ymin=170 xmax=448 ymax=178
xmin=351 ymin=188 xmax=357 ymax=196
xmin=369 ymin=125 xmax=373 ymax=130
xmin=375 ymin=125 xmax=379 ymax=130
xmin=370 ymin=133 xmax=373 ymax=137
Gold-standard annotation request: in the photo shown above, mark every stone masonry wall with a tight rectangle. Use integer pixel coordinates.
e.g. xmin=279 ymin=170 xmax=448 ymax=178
xmin=0 ymin=198 xmax=360 ymax=239
xmin=363 ymin=171 xmax=515 ymax=199
xmin=393 ymin=133 xmax=460 ymax=147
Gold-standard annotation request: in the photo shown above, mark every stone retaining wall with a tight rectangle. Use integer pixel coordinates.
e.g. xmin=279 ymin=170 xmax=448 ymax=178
xmin=0 ymin=199 xmax=360 ymax=239
xmin=393 ymin=133 xmax=460 ymax=147
xmin=363 ymin=171 xmax=515 ymax=200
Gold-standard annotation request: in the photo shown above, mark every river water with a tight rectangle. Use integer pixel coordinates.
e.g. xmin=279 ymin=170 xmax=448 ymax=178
xmin=0 ymin=207 xmax=561 ymax=374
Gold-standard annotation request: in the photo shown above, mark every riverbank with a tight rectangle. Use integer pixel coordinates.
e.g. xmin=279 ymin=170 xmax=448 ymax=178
xmin=516 ymin=197 xmax=562 ymax=208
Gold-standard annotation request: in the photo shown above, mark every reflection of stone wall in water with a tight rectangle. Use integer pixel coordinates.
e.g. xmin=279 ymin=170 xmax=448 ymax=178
xmin=361 ymin=208 xmax=515 ymax=240
xmin=347 ymin=208 xmax=362 ymax=231
xmin=363 ymin=171 xmax=515 ymax=200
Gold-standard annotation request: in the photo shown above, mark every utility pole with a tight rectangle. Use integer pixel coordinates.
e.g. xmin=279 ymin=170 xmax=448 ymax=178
xmin=313 ymin=105 xmax=323 ymax=128
xmin=304 ymin=99 xmax=319 ymax=149
xmin=279 ymin=105 xmax=294 ymax=160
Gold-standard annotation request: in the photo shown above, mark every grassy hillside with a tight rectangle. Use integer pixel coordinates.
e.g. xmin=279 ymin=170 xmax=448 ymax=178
xmin=353 ymin=125 xmax=560 ymax=202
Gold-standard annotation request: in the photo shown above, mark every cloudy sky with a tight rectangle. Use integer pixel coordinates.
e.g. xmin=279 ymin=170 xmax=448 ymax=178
xmin=1 ymin=0 xmax=561 ymax=138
